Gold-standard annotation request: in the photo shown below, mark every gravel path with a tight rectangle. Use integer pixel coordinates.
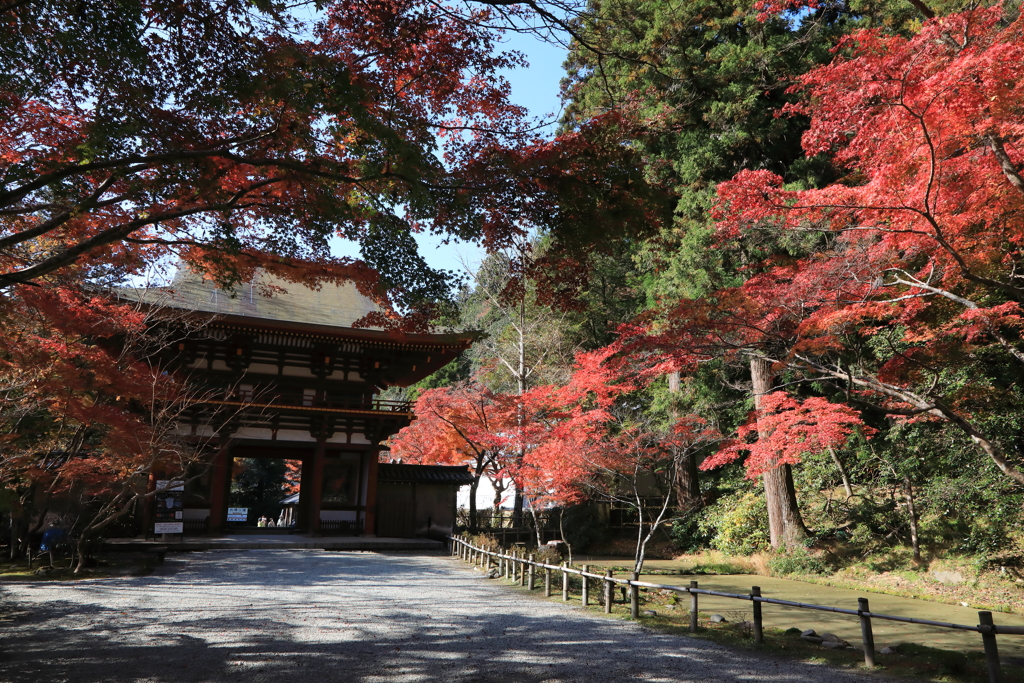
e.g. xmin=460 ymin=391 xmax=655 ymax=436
xmin=0 ymin=550 xmax=882 ymax=683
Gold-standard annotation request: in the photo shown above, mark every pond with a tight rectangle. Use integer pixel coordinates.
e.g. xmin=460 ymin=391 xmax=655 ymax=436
xmin=578 ymin=558 xmax=1024 ymax=658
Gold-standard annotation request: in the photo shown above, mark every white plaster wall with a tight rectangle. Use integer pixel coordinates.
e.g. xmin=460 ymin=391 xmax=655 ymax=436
xmin=232 ymin=427 xmax=273 ymax=440
xmin=275 ymin=429 xmax=316 ymax=442
xmin=245 ymin=363 xmax=279 ymax=375
xmin=457 ymin=476 xmax=514 ymax=510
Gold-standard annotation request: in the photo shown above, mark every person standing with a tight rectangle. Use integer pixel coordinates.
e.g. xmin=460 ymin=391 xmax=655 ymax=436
xmin=39 ymin=522 xmax=66 ymax=568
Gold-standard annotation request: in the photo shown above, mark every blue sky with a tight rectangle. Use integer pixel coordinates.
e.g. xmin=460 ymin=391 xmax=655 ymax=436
xmin=333 ymin=31 xmax=568 ymax=277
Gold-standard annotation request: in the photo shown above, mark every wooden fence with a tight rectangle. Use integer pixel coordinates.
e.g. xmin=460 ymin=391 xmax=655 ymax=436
xmin=451 ymin=534 xmax=1021 ymax=683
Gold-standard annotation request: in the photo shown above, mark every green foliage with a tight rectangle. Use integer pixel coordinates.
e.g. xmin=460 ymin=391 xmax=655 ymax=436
xmin=767 ymin=548 xmax=830 ymax=576
xmin=669 ymin=515 xmax=713 ymax=553
xmin=229 ymin=458 xmax=288 ymax=522
xmin=687 ymin=561 xmax=755 ymax=575
xmin=698 ymin=490 xmax=770 ymax=555
xmin=559 ymin=504 xmax=609 ymax=552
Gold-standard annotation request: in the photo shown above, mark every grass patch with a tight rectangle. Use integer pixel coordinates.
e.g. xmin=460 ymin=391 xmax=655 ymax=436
xmin=687 ymin=562 xmax=756 ymax=575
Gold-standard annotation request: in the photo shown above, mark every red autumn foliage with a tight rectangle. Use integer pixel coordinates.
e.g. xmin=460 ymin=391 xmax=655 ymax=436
xmin=1 ymin=0 xmax=665 ymax=326
xmin=615 ymin=6 xmax=1024 ymax=485
xmin=0 ymin=277 xmax=232 ymax=567
xmin=712 ymin=7 xmax=1024 ymax=359
xmin=701 ymin=392 xmax=872 ymax=478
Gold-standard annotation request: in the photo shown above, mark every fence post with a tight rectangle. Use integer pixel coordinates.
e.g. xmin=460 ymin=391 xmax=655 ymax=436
xmin=485 ymin=553 xmax=491 ymax=572
xmin=689 ymin=581 xmax=698 ymax=633
xmin=751 ymin=586 xmax=763 ymax=645
xmin=631 ymin=572 xmax=639 ymax=618
xmin=519 ymin=553 xmax=525 ymax=586
xmin=545 ymin=566 xmax=552 ymax=597
xmin=858 ymin=597 xmax=876 ymax=668
xmin=582 ymin=565 xmax=590 ymax=606
xmin=528 ymin=555 xmax=536 ymax=590
xmin=562 ymin=563 xmax=569 ymax=601
xmin=605 ymin=570 xmax=613 ymax=614
xmin=979 ymin=611 xmax=1002 ymax=683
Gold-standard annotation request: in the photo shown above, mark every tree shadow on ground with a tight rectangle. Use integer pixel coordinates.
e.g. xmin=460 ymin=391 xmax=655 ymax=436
xmin=0 ymin=550 xmax=872 ymax=683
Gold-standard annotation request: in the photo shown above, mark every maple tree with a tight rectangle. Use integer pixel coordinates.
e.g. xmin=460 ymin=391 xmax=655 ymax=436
xmin=388 ymin=381 xmax=514 ymax=530
xmin=709 ymin=5 xmax=1024 ymax=485
xmin=0 ymin=283 xmax=231 ymax=569
xmin=0 ymin=0 xmax=662 ymax=323
xmin=511 ymin=346 xmax=717 ymax=572
xmin=702 ymin=391 xmax=871 ymax=477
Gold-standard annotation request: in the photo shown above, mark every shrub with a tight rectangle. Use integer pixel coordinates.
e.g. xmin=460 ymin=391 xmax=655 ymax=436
xmin=698 ymin=491 xmax=770 ymax=555
xmin=767 ymin=548 xmax=830 ymax=576
xmin=669 ymin=515 xmax=713 ymax=552
xmin=559 ymin=504 xmax=608 ymax=552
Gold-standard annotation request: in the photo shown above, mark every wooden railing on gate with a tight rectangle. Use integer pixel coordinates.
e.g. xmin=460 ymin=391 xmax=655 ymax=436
xmin=449 ymin=535 xmax=1019 ymax=683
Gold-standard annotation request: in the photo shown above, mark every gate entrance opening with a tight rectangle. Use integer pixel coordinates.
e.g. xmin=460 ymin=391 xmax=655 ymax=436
xmin=228 ymin=457 xmax=300 ymax=528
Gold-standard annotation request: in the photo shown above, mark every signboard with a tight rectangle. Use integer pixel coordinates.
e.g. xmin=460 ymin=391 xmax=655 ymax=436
xmin=154 ymin=479 xmax=184 ymax=534
xmin=227 ymin=507 xmax=249 ymax=522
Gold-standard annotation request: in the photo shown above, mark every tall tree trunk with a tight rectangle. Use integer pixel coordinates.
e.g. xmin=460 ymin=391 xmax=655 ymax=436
xmin=10 ymin=513 xmax=18 ymax=560
xmin=751 ymin=357 xmax=808 ymax=550
xmin=903 ymin=475 xmax=921 ymax=564
xmin=828 ymin=446 xmax=854 ymax=498
xmin=668 ymin=371 xmax=702 ymax=511
xmin=468 ymin=477 xmax=479 ymax=533
xmin=675 ymin=455 xmax=702 ymax=512
xmin=559 ymin=508 xmax=573 ymax=566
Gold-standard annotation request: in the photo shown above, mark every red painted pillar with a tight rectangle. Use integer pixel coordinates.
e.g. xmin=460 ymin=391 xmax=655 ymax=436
xmin=208 ymin=442 xmax=232 ymax=533
xmin=306 ymin=439 xmax=327 ymax=535
xmin=363 ymin=450 xmax=379 ymax=536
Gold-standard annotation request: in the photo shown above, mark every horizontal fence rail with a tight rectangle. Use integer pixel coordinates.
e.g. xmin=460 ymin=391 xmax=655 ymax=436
xmin=450 ymin=535 xmax=1016 ymax=683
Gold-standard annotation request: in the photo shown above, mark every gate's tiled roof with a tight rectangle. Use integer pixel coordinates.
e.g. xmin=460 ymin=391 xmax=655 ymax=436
xmin=377 ymin=463 xmax=475 ymax=485
xmin=123 ymin=268 xmax=383 ymax=330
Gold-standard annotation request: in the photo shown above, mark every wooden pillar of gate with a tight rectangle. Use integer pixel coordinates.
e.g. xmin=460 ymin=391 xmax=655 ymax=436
xmin=305 ymin=438 xmax=327 ymax=534
xmin=362 ymin=450 xmax=379 ymax=536
xmin=208 ymin=441 xmax=233 ymax=533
